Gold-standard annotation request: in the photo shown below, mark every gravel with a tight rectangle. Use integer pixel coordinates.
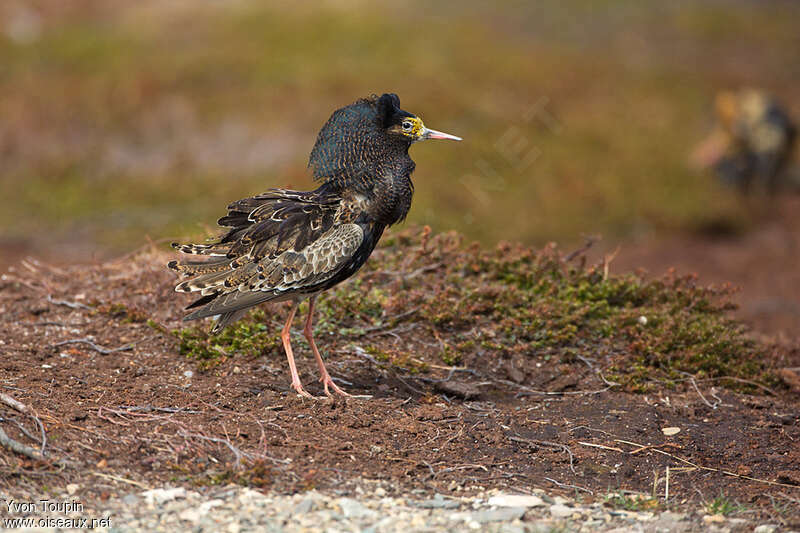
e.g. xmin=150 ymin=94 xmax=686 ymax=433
xmin=3 ymin=483 xmax=789 ymax=532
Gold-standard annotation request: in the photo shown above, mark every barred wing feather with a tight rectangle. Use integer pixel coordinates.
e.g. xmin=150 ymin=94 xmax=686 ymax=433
xmin=175 ymin=223 xmax=364 ymax=331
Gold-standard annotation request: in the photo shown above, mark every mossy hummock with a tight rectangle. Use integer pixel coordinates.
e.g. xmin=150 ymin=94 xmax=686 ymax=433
xmin=176 ymin=229 xmax=775 ymax=395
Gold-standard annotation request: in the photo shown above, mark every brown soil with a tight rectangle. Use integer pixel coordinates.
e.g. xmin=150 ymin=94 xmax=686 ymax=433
xmin=1 ymin=220 xmax=800 ymax=524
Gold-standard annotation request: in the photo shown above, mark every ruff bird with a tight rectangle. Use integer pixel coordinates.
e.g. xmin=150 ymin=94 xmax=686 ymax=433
xmin=169 ymin=93 xmax=461 ymax=397
xmin=692 ymin=89 xmax=796 ymax=193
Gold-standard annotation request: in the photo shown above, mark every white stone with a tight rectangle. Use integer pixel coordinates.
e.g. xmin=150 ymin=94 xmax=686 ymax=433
xmin=487 ymin=494 xmax=545 ymax=508
xmin=238 ymin=488 xmax=267 ymax=503
xmin=178 ymin=508 xmax=200 ymax=522
xmin=141 ymin=487 xmax=187 ymax=505
xmin=338 ymin=497 xmax=375 ymax=518
xmin=199 ymin=499 xmax=224 ymax=514
xmin=754 ymin=526 xmax=778 ymax=533
xmin=66 ymin=483 xmax=79 ymax=495
xmin=549 ymin=504 xmax=573 ymax=518
xmin=658 ymin=511 xmax=687 ymax=521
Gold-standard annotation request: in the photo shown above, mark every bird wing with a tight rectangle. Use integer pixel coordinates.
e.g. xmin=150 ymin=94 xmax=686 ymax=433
xmin=174 ymin=189 xmax=340 ymax=260
xmin=177 ymin=223 xmax=364 ymax=323
xmin=169 ymin=189 xmax=365 ymax=329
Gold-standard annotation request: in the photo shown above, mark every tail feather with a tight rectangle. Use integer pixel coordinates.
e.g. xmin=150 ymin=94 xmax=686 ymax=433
xmin=171 ymin=242 xmax=232 ymax=256
xmin=168 ymin=256 xmax=231 ymax=276
xmin=176 ymin=269 xmax=235 ymax=295
xmin=211 ymin=309 xmax=250 ymax=334
xmin=185 ymin=293 xmax=217 ymax=310
xmin=183 ymin=290 xmax=283 ymax=322
xmin=174 ymin=261 xmax=261 ymax=295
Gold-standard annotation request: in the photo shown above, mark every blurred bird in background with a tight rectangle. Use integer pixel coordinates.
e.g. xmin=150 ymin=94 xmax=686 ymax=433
xmin=692 ymin=89 xmax=796 ymax=193
xmin=169 ymin=94 xmax=461 ymax=398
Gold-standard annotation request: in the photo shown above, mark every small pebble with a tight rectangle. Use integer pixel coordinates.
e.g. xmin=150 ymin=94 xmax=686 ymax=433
xmin=141 ymin=487 xmax=187 ymax=505
xmin=754 ymin=525 xmax=778 ymax=533
xmin=178 ymin=508 xmax=200 ymax=522
xmin=488 ymin=494 xmax=545 ymax=508
xmin=293 ymin=497 xmax=314 ymax=514
xmin=338 ymin=497 xmax=375 ymax=518
xmin=549 ymin=503 xmax=573 ymax=518
xmin=413 ymin=493 xmax=460 ymax=509
xmin=703 ymin=514 xmax=726 ymax=524
xmin=470 ymin=507 xmax=526 ymax=523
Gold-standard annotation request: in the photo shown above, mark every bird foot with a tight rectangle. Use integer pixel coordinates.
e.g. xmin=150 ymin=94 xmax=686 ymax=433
xmin=320 ymin=375 xmax=351 ymax=397
xmin=290 ymin=377 xmax=353 ymax=399
xmin=291 ymin=382 xmax=315 ymax=399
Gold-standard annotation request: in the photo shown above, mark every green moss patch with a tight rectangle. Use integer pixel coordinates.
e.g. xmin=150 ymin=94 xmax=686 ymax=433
xmin=176 ymin=309 xmax=280 ymax=370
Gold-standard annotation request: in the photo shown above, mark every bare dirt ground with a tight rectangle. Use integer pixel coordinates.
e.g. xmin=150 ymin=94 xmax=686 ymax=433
xmin=1 ymin=216 xmax=800 ymax=527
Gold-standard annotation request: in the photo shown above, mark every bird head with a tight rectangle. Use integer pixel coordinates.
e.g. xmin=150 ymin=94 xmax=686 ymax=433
xmin=714 ymin=90 xmax=739 ymax=132
xmin=309 ymin=93 xmax=461 ymax=186
xmin=377 ymin=93 xmax=462 ymax=143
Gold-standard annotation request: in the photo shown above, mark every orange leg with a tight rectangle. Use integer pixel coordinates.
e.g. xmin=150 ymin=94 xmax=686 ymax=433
xmin=280 ymin=304 xmax=312 ymax=398
xmin=304 ymin=296 xmax=350 ymax=397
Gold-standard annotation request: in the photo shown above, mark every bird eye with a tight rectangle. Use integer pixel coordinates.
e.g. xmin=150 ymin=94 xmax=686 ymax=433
xmin=402 ymin=120 xmax=413 ymax=131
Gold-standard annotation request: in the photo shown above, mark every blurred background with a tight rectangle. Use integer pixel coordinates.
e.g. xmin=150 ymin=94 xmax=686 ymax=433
xmin=1 ymin=0 xmax=799 ymax=334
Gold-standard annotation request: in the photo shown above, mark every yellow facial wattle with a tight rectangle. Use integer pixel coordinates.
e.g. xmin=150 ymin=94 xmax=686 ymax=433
xmin=400 ymin=117 xmax=424 ymax=139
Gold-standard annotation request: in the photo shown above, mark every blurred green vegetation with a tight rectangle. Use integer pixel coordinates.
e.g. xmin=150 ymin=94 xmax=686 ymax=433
xmin=0 ymin=1 xmax=797 ymax=259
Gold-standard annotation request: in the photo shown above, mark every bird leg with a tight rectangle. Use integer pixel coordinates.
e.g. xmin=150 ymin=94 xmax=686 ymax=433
xmin=304 ymin=296 xmax=350 ymax=397
xmin=280 ymin=303 xmax=313 ymax=399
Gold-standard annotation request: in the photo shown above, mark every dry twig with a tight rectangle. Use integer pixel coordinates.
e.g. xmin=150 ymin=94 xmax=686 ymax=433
xmin=92 ymin=472 xmax=150 ymax=489
xmin=1 ymin=393 xmax=47 ymax=454
xmin=563 ymin=236 xmax=597 ymax=262
xmin=46 ymin=295 xmax=90 ymax=310
xmin=689 ymin=377 xmax=718 ymax=409
xmin=602 ymin=245 xmax=621 ymax=280
xmin=52 ymin=338 xmax=134 ymax=355
xmin=577 ymin=441 xmax=624 ymax=453
xmin=0 ymin=427 xmax=47 ymax=462
xmin=544 ymin=477 xmax=593 ymax=494
xmin=116 ymin=405 xmax=202 ymax=414
xmin=0 ymin=393 xmax=30 ymax=413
